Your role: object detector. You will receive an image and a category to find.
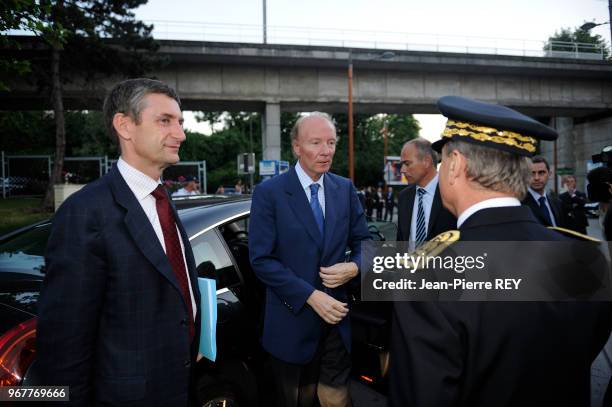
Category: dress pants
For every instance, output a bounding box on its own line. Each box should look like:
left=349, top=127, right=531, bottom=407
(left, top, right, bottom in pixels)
left=268, top=324, right=351, bottom=407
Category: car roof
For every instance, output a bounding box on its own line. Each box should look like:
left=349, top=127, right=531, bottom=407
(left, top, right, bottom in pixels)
left=179, top=197, right=251, bottom=237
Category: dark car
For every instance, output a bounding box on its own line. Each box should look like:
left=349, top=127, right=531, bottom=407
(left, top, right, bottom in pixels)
left=0, top=196, right=392, bottom=405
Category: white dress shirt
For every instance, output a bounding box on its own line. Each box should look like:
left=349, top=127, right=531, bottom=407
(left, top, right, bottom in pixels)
left=410, top=174, right=439, bottom=243
left=457, top=197, right=521, bottom=228
left=295, top=160, right=326, bottom=216
left=117, top=158, right=197, bottom=319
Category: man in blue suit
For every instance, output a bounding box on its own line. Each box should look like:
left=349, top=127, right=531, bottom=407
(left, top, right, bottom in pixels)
left=36, top=79, right=201, bottom=405
left=249, top=113, right=370, bottom=407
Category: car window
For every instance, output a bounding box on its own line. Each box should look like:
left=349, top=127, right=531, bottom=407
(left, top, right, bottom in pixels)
left=0, top=223, right=50, bottom=277
left=190, top=230, right=241, bottom=290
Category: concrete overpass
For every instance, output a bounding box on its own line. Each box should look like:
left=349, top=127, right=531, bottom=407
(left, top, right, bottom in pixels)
left=2, top=38, right=612, bottom=184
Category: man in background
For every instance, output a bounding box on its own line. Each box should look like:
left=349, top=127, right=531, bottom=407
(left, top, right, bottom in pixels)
left=522, top=156, right=566, bottom=228
left=559, top=174, right=588, bottom=234
left=173, top=175, right=200, bottom=196
left=384, top=186, right=395, bottom=221
left=396, top=137, right=456, bottom=244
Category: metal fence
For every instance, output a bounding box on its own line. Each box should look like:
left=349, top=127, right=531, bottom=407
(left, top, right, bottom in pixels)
left=1, top=152, right=207, bottom=198
left=147, top=20, right=606, bottom=60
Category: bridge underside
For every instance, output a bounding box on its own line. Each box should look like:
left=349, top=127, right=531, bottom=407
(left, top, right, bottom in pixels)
left=2, top=92, right=610, bottom=121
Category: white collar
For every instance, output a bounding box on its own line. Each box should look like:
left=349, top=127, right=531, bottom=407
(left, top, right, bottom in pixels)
left=457, top=197, right=521, bottom=228
left=117, top=157, right=161, bottom=200
left=528, top=187, right=548, bottom=201
left=417, top=173, right=439, bottom=195
left=295, top=160, right=325, bottom=191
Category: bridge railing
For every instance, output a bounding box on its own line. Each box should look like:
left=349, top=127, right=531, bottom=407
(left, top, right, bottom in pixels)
left=148, top=20, right=605, bottom=60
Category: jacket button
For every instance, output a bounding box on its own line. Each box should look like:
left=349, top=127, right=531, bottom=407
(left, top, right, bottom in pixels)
left=184, top=360, right=191, bottom=367
left=180, top=318, right=187, bottom=326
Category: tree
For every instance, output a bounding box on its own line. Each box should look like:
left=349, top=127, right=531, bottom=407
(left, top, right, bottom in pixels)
left=0, top=1, right=47, bottom=90
left=9, top=1, right=159, bottom=209
left=545, top=27, right=609, bottom=59
left=333, top=113, right=419, bottom=187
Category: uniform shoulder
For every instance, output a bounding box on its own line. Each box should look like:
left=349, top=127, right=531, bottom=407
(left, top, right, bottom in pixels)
left=547, top=226, right=601, bottom=242
left=415, top=230, right=460, bottom=256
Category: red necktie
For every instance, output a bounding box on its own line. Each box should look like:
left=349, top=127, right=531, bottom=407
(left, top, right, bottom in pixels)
left=151, top=185, right=195, bottom=340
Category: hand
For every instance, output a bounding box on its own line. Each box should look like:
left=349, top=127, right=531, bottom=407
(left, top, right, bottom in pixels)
left=319, top=262, right=358, bottom=288
left=197, top=353, right=204, bottom=362
left=306, top=290, right=349, bottom=324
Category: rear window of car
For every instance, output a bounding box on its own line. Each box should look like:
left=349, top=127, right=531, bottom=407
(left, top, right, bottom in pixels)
left=0, top=223, right=50, bottom=278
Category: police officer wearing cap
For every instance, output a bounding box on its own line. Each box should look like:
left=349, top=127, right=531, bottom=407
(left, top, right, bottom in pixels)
left=389, top=96, right=612, bottom=407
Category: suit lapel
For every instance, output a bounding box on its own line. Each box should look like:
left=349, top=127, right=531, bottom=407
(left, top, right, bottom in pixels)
left=403, top=186, right=416, bottom=239
left=546, top=192, right=562, bottom=225
left=172, top=200, right=201, bottom=307
left=322, top=174, right=338, bottom=258
left=284, top=168, right=324, bottom=252
left=108, top=166, right=183, bottom=297
left=524, top=194, right=546, bottom=225
left=428, top=186, right=443, bottom=237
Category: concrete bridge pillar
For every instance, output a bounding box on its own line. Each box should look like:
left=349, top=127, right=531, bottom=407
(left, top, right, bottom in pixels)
left=541, top=116, right=612, bottom=191
left=262, top=102, right=281, bottom=160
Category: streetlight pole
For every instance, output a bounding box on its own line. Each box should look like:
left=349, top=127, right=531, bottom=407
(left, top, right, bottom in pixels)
left=263, top=0, right=268, bottom=44
left=579, top=0, right=612, bottom=53
left=346, top=51, right=395, bottom=184
left=348, top=51, right=354, bottom=182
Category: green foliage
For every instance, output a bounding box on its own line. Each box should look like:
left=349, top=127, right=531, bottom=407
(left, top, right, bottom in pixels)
left=0, top=1, right=48, bottom=90
left=332, top=113, right=419, bottom=187
left=16, top=0, right=161, bottom=88
left=0, top=197, right=51, bottom=236
left=0, top=110, right=117, bottom=156
left=0, top=109, right=420, bottom=192
left=545, top=27, right=609, bottom=59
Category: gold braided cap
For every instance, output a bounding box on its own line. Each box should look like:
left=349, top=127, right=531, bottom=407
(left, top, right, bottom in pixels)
left=442, top=120, right=536, bottom=154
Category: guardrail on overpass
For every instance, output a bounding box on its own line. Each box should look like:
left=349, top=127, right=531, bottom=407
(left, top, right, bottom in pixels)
left=147, top=20, right=606, bottom=60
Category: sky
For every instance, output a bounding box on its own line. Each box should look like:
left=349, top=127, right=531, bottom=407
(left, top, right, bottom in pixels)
left=135, top=0, right=611, bottom=142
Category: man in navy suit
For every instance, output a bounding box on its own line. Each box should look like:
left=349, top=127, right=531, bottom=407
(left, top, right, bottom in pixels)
left=522, top=155, right=567, bottom=228
left=36, top=79, right=201, bottom=405
left=249, top=112, right=370, bottom=407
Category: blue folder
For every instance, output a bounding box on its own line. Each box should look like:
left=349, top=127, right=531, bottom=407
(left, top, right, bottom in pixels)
left=197, top=277, right=217, bottom=362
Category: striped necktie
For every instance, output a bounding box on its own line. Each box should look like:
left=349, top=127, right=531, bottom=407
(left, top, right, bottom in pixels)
left=415, top=187, right=427, bottom=244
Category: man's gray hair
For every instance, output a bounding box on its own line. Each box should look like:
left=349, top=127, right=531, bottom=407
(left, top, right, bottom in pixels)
left=404, top=137, right=439, bottom=165
left=103, top=78, right=181, bottom=141
left=444, top=140, right=532, bottom=199
left=290, top=112, right=336, bottom=142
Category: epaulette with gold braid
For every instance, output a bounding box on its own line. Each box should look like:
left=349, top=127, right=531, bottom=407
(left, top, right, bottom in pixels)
left=404, top=230, right=461, bottom=270
left=547, top=226, right=601, bottom=243
left=423, top=229, right=460, bottom=256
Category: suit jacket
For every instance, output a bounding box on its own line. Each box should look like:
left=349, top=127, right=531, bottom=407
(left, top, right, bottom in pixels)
left=522, top=191, right=567, bottom=228
left=559, top=190, right=589, bottom=231
left=396, top=184, right=457, bottom=241
left=36, top=165, right=201, bottom=406
left=390, top=206, right=612, bottom=407
left=248, top=167, right=370, bottom=364
left=385, top=191, right=395, bottom=208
